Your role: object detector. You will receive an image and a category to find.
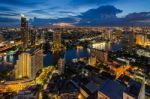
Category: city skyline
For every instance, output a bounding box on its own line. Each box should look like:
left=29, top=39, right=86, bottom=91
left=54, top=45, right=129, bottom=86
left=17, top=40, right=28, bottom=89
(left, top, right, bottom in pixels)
left=0, top=12, right=149, bottom=98
left=0, top=0, right=150, bottom=99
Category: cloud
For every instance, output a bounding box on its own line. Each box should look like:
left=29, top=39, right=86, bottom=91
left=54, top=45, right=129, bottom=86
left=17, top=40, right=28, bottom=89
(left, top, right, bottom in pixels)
left=0, top=17, right=19, bottom=23
left=47, top=7, right=61, bottom=10
left=29, top=10, right=48, bottom=14
left=0, top=13, right=19, bottom=17
left=70, top=0, right=118, bottom=6
left=31, top=5, right=123, bottom=26
left=1, top=4, right=150, bottom=26
left=59, top=11, right=75, bottom=14
left=124, top=12, right=150, bottom=21
left=0, top=6, right=14, bottom=11
left=0, top=6, right=19, bottom=18
left=82, top=5, right=122, bottom=14
left=74, top=5, right=122, bottom=25
left=0, top=0, right=46, bottom=7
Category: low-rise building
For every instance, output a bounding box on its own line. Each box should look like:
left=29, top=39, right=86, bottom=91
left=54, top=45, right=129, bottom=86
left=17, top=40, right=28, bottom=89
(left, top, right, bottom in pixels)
left=108, top=61, right=130, bottom=78
left=98, top=79, right=145, bottom=99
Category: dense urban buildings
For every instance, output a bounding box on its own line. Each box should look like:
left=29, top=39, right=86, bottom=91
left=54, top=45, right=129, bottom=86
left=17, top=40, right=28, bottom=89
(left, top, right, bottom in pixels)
left=0, top=0, right=150, bottom=99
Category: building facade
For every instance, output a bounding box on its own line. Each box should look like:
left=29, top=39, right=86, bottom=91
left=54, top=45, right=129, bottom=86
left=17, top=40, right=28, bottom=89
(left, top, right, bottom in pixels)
left=21, top=14, right=29, bottom=50
left=15, top=49, right=43, bottom=80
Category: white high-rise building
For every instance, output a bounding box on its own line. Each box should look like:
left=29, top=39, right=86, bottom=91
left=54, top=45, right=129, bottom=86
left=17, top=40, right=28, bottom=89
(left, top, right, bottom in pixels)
left=15, top=49, right=43, bottom=80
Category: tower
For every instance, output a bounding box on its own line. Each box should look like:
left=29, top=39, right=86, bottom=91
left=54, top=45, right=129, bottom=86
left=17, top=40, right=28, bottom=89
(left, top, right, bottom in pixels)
left=29, top=28, right=36, bottom=46
left=21, top=14, right=29, bottom=50
left=58, top=58, right=65, bottom=74
left=52, top=31, right=62, bottom=52
left=129, top=31, right=135, bottom=48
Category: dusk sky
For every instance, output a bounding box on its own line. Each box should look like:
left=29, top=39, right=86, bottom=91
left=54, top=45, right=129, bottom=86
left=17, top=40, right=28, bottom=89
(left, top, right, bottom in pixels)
left=0, top=0, right=150, bottom=19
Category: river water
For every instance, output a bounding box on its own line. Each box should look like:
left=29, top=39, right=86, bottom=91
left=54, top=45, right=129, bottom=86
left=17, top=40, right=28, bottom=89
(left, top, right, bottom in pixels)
left=0, top=41, right=123, bottom=66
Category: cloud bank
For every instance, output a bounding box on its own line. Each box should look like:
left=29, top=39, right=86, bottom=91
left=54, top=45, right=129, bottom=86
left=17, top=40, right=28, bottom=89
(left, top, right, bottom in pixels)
left=0, top=5, right=150, bottom=27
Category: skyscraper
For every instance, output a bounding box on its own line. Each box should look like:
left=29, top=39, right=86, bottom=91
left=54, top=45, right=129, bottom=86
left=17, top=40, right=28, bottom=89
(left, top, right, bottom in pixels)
left=58, top=58, right=65, bottom=74
left=52, top=31, right=62, bottom=52
left=129, top=31, right=135, bottom=48
left=0, top=34, right=4, bottom=43
left=29, top=28, right=36, bottom=46
left=136, top=34, right=150, bottom=48
left=15, top=49, right=43, bottom=80
left=21, top=14, right=29, bottom=50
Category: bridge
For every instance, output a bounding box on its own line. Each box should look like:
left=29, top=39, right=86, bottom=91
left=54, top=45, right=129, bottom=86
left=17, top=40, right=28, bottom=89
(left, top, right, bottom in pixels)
left=0, top=41, right=22, bottom=53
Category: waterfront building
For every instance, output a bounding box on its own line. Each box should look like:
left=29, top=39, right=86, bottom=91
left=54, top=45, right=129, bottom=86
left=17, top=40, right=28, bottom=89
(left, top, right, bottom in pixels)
left=15, top=49, right=43, bottom=80
left=88, top=56, right=96, bottom=66
left=90, top=48, right=108, bottom=63
left=136, top=34, right=150, bottom=48
left=91, top=42, right=106, bottom=50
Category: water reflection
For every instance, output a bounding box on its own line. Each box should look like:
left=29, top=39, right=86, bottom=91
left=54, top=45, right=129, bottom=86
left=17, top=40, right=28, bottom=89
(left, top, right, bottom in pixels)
left=0, top=42, right=123, bottom=66
left=44, top=48, right=90, bottom=66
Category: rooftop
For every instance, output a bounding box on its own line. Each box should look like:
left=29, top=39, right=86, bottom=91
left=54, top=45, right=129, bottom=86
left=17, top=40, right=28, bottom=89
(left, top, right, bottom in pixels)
left=99, top=79, right=126, bottom=99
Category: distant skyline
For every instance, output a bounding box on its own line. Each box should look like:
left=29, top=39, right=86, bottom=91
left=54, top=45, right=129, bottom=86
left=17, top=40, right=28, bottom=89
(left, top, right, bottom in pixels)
left=0, top=0, right=150, bottom=26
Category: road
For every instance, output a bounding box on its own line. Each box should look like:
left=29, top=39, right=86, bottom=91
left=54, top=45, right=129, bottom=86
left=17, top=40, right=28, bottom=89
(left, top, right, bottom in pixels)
left=0, top=66, right=56, bottom=93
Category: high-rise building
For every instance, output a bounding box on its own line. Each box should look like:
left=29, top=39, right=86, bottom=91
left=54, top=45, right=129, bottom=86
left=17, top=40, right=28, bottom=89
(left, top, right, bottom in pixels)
left=0, top=34, right=4, bottom=43
left=29, top=28, right=36, bottom=46
left=88, top=56, right=96, bottom=66
left=90, top=48, right=108, bottom=63
left=52, top=31, right=62, bottom=52
left=15, top=49, right=43, bottom=80
left=57, top=58, right=65, bottom=74
left=129, top=31, right=135, bottom=48
left=136, top=34, right=150, bottom=48
left=21, top=14, right=29, bottom=50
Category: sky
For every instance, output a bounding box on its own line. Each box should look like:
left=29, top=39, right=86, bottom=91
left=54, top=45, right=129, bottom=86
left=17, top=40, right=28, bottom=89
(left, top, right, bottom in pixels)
left=0, top=0, right=150, bottom=19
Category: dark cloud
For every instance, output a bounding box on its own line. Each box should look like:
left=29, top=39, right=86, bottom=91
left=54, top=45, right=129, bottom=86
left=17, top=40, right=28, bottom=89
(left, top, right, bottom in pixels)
left=124, top=12, right=150, bottom=21
left=1, top=5, right=150, bottom=26
left=47, top=7, right=61, bottom=10
left=59, top=11, right=75, bottom=14
left=29, top=10, right=48, bottom=14
left=28, top=7, right=62, bottom=15
left=77, top=6, right=150, bottom=26
left=0, top=0, right=45, bottom=7
left=31, top=5, right=123, bottom=26
left=79, top=5, right=122, bottom=19
left=0, top=6, right=14, bottom=11
left=70, top=0, right=118, bottom=6
left=0, top=13, right=19, bottom=16
left=0, top=17, right=19, bottom=23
